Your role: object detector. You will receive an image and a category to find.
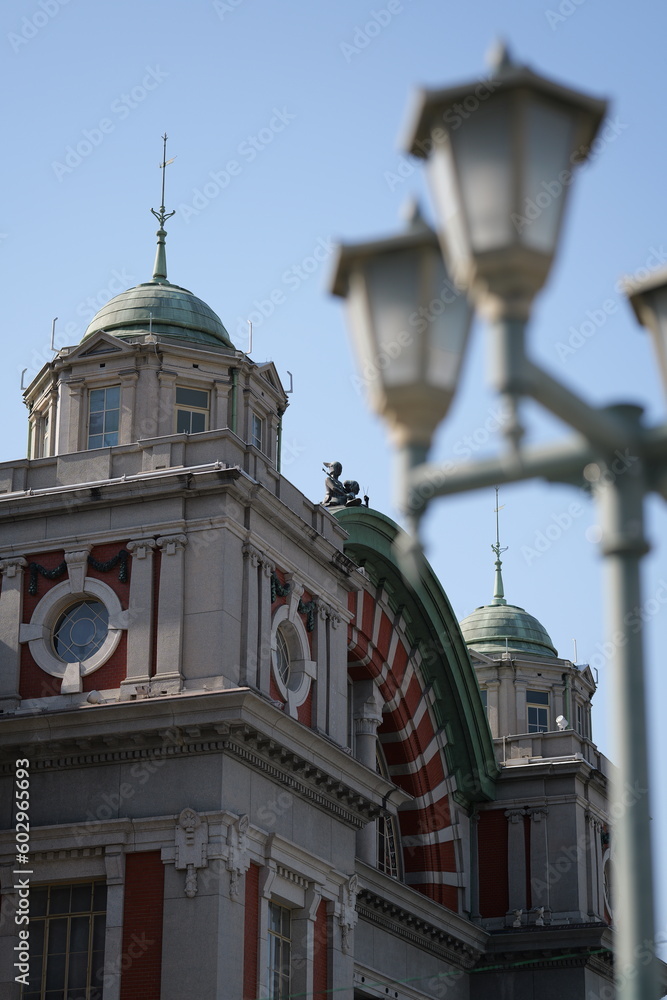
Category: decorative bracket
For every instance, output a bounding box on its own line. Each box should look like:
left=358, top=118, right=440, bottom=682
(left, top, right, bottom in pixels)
left=174, top=808, right=208, bottom=898
left=226, top=813, right=251, bottom=900
left=338, top=874, right=359, bottom=955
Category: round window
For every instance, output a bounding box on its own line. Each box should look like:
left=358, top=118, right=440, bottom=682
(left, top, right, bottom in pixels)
left=274, top=628, right=290, bottom=685
left=53, top=600, right=109, bottom=663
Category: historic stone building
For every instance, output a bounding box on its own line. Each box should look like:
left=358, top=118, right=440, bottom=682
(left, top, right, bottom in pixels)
left=0, top=218, right=618, bottom=999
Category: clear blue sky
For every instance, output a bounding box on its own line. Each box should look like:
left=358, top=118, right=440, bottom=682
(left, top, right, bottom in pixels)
left=1, top=0, right=665, bottom=955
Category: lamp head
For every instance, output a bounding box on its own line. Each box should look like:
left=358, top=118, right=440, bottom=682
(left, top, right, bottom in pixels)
left=331, top=203, right=473, bottom=449
left=624, top=265, right=667, bottom=397
left=403, top=47, right=608, bottom=318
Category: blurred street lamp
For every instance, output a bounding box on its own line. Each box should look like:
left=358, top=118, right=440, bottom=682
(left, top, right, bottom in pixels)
left=626, top=267, right=667, bottom=397
left=332, top=203, right=472, bottom=531
left=333, top=45, right=665, bottom=1000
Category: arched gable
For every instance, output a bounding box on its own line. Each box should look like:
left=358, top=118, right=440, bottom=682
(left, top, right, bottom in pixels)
left=336, top=507, right=498, bottom=911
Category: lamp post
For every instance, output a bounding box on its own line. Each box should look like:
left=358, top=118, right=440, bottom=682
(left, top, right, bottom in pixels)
left=332, top=46, right=664, bottom=1000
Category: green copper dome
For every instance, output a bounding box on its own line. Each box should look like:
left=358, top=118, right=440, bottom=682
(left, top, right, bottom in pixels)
left=82, top=280, right=235, bottom=349
left=459, top=602, right=558, bottom=657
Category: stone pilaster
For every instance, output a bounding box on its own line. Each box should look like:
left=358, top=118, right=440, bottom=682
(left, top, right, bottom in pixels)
left=102, top=846, right=125, bottom=1000
left=212, top=379, right=229, bottom=431
left=156, top=371, right=177, bottom=437
left=313, top=601, right=330, bottom=732
left=353, top=682, right=383, bottom=866
left=118, top=371, right=138, bottom=445
left=527, top=807, right=550, bottom=911
left=587, top=813, right=604, bottom=919
left=0, top=557, right=27, bottom=709
left=153, top=534, right=187, bottom=692
left=240, top=543, right=262, bottom=688
left=291, top=885, right=322, bottom=1000
left=66, top=380, right=84, bottom=453
left=257, top=557, right=274, bottom=696
left=120, top=538, right=156, bottom=695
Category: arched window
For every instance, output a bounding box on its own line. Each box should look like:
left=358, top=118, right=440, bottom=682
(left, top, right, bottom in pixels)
left=376, top=747, right=401, bottom=879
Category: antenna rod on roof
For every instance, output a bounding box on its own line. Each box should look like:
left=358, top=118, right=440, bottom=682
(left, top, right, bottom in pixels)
left=247, top=320, right=253, bottom=355
left=50, top=317, right=58, bottom=353
left=573, top=638, right=578, bottom=663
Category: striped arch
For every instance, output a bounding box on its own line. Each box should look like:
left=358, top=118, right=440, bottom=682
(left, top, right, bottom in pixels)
left=337, top=507, right=498, bottom=913
left=348, top=585, right=460, bottom=908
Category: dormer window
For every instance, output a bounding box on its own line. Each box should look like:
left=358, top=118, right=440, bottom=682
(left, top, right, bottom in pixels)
left=175, top=386, right=209, bottom=433
left=88, top=385, right=120, bottom=449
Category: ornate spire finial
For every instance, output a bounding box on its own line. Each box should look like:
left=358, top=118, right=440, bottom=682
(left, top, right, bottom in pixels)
left=150, top=133, right=176, bottom=283
left=491, top=486, right=508, bottom=605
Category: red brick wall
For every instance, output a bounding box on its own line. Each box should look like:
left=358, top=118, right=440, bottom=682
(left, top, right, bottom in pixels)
left=243, top=862, right=260, bottom=1000
left=120, top=851, right=164, bottom=1000
left=313, top=898, right=329, bottom=1000
left=478, top=809, right=509, bottom=917
left=297, top=687, right=312, bottom=727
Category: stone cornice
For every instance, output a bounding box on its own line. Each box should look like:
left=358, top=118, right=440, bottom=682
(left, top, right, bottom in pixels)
left=355, top=860, right=487, bottom=969
left=0, top=690, right=408, bottom=827
left=0, top=466, right=353, bottom=590
left=356, top=888, right=483, bottom=970
left=477, top=922, right=614, bottom=975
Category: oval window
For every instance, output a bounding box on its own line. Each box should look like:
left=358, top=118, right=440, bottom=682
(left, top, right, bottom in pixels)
left=53, top=600, right=110, bottom=663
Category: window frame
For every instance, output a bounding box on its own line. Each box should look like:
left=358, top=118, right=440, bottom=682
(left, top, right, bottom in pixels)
left=376, top=747, right=402, bottom=879
left=174, top=385, right=210, bottom=435
left=269, top=606, right=316, bottom=715
left=23, top=879, right=107, bottom=1000
left=87, top=384, right=121, bottom=450
left=267, top=901, right=291, bottom=1000
left=250, top=412, right=264, bottom=451
left=526, top=689, right=550, bottom=733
